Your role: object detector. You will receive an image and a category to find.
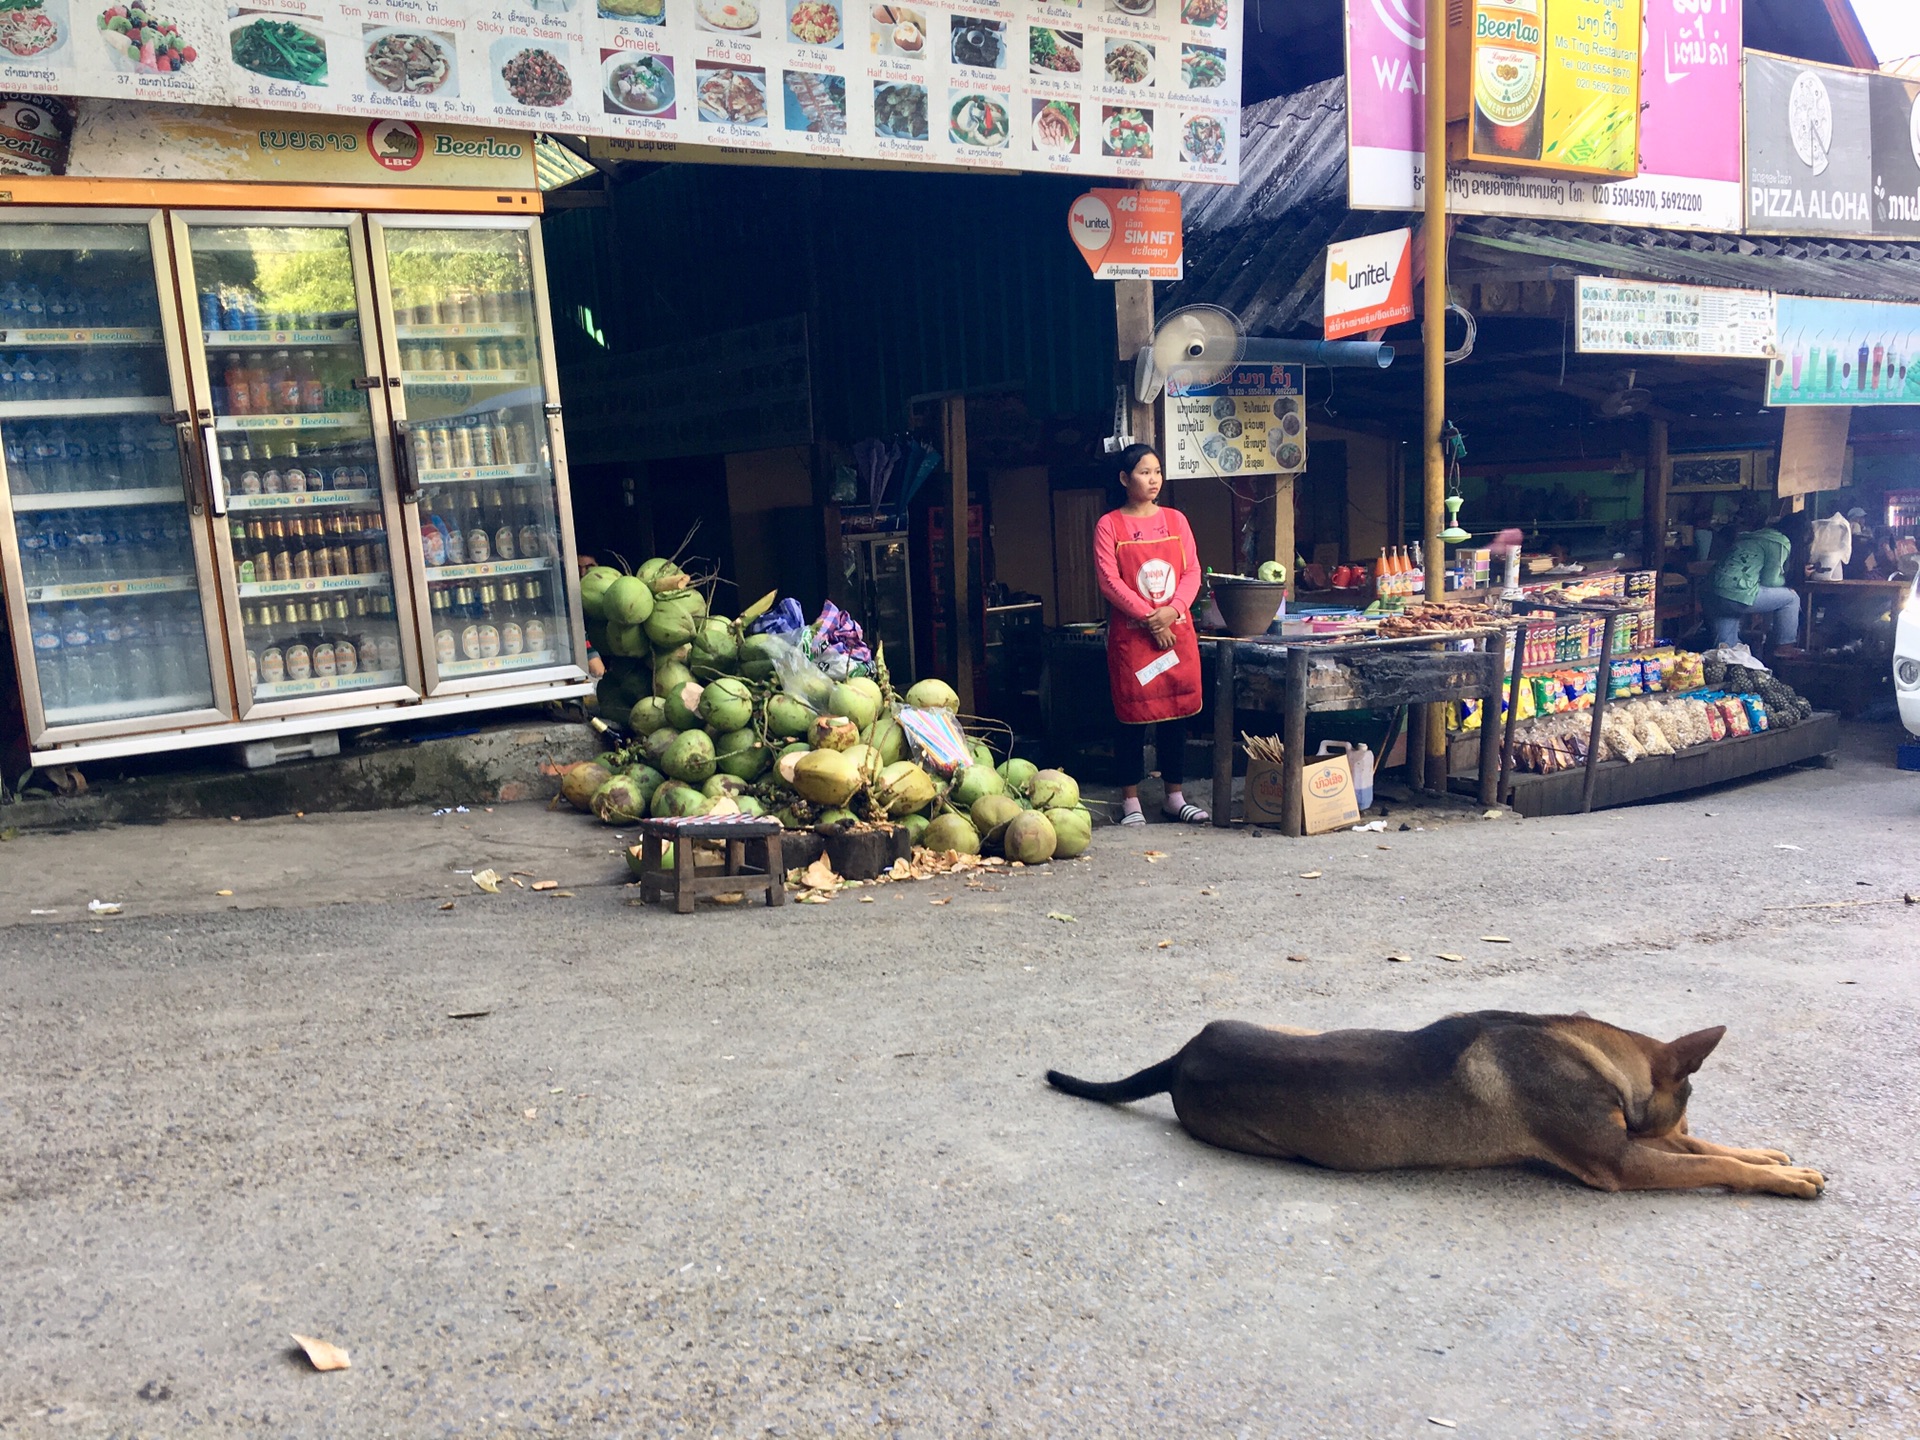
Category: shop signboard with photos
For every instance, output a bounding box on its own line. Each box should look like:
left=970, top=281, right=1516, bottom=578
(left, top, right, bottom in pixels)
left=1163, top=363, right=1305, bottom=480
left=1347, top=0, right=1743, bottom=231
left=1767, top=296, right=1920, bottom=408
left=0, top=0, right=1242, bottom=180
left=1743, top=54, right=1920, bottom=239
left=1575, top=277, right=1774, bottom=359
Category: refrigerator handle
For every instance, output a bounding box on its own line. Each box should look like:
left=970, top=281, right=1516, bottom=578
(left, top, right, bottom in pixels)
left=164, top=411, right=204, bottom=516
left=199, top=423, right=228, bottom=516
left=392, top=418, right=420, bottom=505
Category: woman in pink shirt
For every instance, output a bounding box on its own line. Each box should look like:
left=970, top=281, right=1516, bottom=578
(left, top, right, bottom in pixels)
left=1094, top=444, right=1207, bottom=825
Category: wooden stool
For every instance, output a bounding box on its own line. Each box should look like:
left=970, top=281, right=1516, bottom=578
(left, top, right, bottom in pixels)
left=635, top=815, right=785, bottom=914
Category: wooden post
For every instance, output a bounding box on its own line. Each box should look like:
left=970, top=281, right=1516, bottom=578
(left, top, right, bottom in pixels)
left=942, top=395, right=974, bottom=714
left=1497, top=618, right=1527, bottom=806
left=1115, top=279, right=1155, bottom=448
left=1422, top=0, right=1449, bottom=786
left=1269, top=474, right=1297, bottom=600
left=1477, top=630, right=1503, bottom=806
left=1282, top=645, right=1308, bottom=837
left=1211, top=639, right=1235, bottom=827
left=1580, top=609, right=1620, bottom=815
left=1645, top=417, right=1670, bottom=572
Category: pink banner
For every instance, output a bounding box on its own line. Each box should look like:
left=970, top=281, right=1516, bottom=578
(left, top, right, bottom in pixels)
left=1640, top=0, right=1743, bottom=182
left=1347, top=0, right=1426, bottom=153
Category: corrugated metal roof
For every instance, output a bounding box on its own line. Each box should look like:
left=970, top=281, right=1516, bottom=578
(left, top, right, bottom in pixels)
left=534, top=135, right=597, bottom=191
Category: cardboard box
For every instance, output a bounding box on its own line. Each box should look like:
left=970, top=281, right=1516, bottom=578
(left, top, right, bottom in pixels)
left=1244, top=755, right=1289, bottom=826
left=1301, top=753, right=1360, bottom=835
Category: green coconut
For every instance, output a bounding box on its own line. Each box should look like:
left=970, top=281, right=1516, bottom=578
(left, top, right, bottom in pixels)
left=899, top=812, right=931, bottom=845
left=652, top=659, right=693, bottom=699
left=904, top=678, right=960, bottom=711
left=624, top=763, right=666, bottom=813
left=661, top=730, right=717, bottom=784
left=967, top=739, right=995, bottom=769
left=774, top=742, right=811, bottom=788
left=604, top=622, right=648, bottom=658
left=650, top=779, right=706, bottom=819
left=698, top=676, right=754, bottom=733
left=864, top=715, right=909, bottom=766
left=971, top=792, right=1024, bottom=847
left=1028, top=769, right=1081, bottom=811
left=841, top=742, right=882, bottom=790
left=643, top=727, right=682, bottom=770
left=814, top=807, right=858, bottom=829
left=560, top=760, right=613, bottom=811
left=689, top=617, right=739, bottom=672
left=809, top=714, right=861, bottom=752
left=702, top=773, right=748, bottom=800
left=590, top=772, right=648, bottom=824
left=793, top=748, right=861, bottom=807
left=998, top=757, right=1039, bottom=795
left=664, top=680, right=704, bottom=732
left=1003, top=810, right=1058, bottom=864
left=829, top=677, right=883, bottom=730
left=949, top=763, right=1007, bottom=811
left=628, top=695, right=668, bottom=735
left=625, top=841, right=655, bottom=878
left=1046, top=806, right=1092, bottom=858
left=922, top=813, right=980, bottom=855
left=793, top=667, right=834, bottom=711
left=738, top=632, right=789, bottom=682
left=701, top=795, right=742, bottom=817
left=774, top=805, right=809, bottom=829
left=735, top=796, right=767, bottom=817
left=579, top=565, right=622, bottom=619
left=765, top=693, right=816, bottom=739
left=604, top=574, right=656, bottom=627
left=873, top=760, right=937, bottom=816
left=636, top=556, right=688, bottom=593
left=713, top=729, right=771, bottom=781
left=644, top=587, right=706, bottom=648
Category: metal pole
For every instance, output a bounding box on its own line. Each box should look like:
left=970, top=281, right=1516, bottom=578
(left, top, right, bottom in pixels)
left=1422, top=0, right=1449, bottom=782
left=1211, top=640, right=1236, bottom=828
left=1496, top=618, right=1527, bottom=805
left=1282, top=645, right=1308, bottom=837
left=1477, top=630, right=1502, bottom=807
left=1580, top=609, right=1620, bottom=814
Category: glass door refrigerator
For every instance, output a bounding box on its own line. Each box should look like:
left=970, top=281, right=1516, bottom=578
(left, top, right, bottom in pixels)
left=171, top=212, right=422, bottom=716
left=367, top=217, right=583, bottom=696
left=0, top=211, right=230, bottom=749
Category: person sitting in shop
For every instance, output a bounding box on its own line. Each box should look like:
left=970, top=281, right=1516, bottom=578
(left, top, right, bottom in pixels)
left=1702, top=502, right=1803, bottom=655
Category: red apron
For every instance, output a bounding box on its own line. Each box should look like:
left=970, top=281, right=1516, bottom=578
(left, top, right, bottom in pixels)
left=1106, top=531, right=1203, bottom=725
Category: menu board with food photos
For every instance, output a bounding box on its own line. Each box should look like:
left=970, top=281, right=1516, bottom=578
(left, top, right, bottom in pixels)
left=1163, top=363, right=1305, bottom=480
left=0, top=0, right=1239, bottom=180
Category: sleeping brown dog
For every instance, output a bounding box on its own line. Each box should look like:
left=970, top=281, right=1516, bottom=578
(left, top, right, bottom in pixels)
left=1047, top=1010, right=1824, bottom=1198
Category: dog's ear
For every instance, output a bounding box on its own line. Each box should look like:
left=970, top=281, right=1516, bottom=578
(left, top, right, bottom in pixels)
left=1666, top=1026, right=1727, bottom=1077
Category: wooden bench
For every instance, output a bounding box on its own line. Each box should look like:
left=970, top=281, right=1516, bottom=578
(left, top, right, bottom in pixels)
left=634, top=815, right=785, bottom=913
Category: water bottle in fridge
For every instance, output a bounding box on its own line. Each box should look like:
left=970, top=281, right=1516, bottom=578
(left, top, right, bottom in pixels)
left=29, top=607, right=65, bottom=712
left=3, top=425, right=30, bottom=493
left=89, top=602, right=126, bottom=701
left=0, top=281, right=21, bottom=321
left=57, top=603, right=94, bottom=707
left=121, top=605, right=158, bottom=699
left=20, top=283, right=45, bottom=322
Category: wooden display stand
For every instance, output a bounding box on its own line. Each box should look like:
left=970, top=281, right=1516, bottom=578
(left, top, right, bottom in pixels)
left=636, top=816, right=785, bottom=914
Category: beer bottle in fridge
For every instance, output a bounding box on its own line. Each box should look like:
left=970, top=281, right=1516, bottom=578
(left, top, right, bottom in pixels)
left=497, top=580, right=525, bottom=656
left=475, top=582, right=503, bottom=660
left=521, top=578, right=550, bottom=657
left=431, top=586, right=457, bottom=668
left=461, top=487, right=490, bottom=564
left=486, top=485, right=516, bottom=561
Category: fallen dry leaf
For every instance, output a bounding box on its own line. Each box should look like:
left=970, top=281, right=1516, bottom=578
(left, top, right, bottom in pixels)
left=713, top=893, right=745, bottom=905
left=523, top=1108, right=537, bottom=1119
left=1046, top=911, right=1077, bottom=923
left=888, top=858, right=912, bottom=881
left=1158, top=940, right=1172, bottom=949
left=1286, top=954, right=1308, bottom=963
left=551, top=891, right=576, bottom=898
left=1479, top=935, right=1511, bottom=944
left=215, top=889, right=234, bottom=897
left=801, top=857, right=840, bottom=892
left=438, top=901, right=456, bottom=911
left=471, top=869, right=501, bottom=894
left=1143, top=850, right=1169, bottom=863
left=929, top=896, right=952, bottom=906
left=796, top=891, right=833, bottom=904
left=531, top=880, right=559, bottom=892
left=1386, top=954, right=1408, bottom=963
left=1435, top=952, right=1465, bottom=963
left=1299, top=871, right=1323, bottom=879
left=859, top=896, right=875, bottom=904
left=290, top=1333, right=350, bottom=1372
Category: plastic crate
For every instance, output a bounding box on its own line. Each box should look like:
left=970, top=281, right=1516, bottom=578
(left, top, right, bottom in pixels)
left=235, top=731, right=341, bottom=769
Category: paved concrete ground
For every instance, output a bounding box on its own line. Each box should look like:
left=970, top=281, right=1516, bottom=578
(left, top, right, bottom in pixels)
left=2, top=726, right=1917, bottom=1438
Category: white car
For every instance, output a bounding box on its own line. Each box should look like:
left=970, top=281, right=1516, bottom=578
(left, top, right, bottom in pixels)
left=1898, top=571, right=1920, bottom=736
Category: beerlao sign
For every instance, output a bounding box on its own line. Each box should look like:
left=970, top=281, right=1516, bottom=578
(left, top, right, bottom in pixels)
left=1068, top=189, right=1184, bottom=281
left=1324, top=227, right=1415, bottom=339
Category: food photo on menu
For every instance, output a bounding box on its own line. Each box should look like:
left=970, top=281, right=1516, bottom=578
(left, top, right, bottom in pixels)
left=787, top=0, right=841, bottom=46
left=493, top=38, right=576, bottom=108
left=364, top=26, right=457, bottom=97
left=696, top=60, right=768, bottom=124
left=784, top=68, right=845, bottom=131
left=1103, top=36, right=1151, bottom=85
left=947, top=89, right=1007, bottom=147
left=949, top=16, right=1003, bottom=68
left=599, top=0, right=666, bottom=23
left=873, top=78, right=927, bottom=139
left=1028, top=24, right=1079, bottom=74
left=1101, top=103, right=1150, bottom=158
left=1180, top=110, right=1224, bottom=164
left=1030, top=95, right=1078, bottom=154
left=697, top=0, right=761, bottom=35
left=1105, top=0, right=1153, bottom=17
left=602, top=49, right=674, bottom=115
left=99, top=0, right=197, bottom=75
left=1179, top=40, right=1222, bottom=88
left=1, top=0, right=65, bottom=62
left=229, top=13, right=328, bottom=86
left=869, top=5, right=924, bottom=58
left=1179, top=0, right=1225, bottom=23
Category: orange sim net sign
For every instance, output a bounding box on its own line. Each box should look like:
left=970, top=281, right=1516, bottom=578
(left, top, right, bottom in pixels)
left=1068, top=189, right=1183, bottom=281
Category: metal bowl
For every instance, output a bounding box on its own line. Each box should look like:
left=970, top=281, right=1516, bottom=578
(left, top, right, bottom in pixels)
left=1210, top=578, right=1287, bottom=638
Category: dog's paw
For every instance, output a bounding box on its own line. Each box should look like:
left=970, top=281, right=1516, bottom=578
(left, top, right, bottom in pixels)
left=1750, top=1147, right=1794, bottom=1166
left=1771, top=1165, right=1826, bottom=1199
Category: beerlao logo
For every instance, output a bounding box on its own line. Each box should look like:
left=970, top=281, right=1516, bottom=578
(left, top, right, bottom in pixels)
left=1134, top=557, right=1177, bottom=605
left=1307, top=766, right=1352, bottom=800
left=368, top=120, right=425, bottom=171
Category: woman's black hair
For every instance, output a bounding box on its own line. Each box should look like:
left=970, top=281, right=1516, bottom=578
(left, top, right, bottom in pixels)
left=1115, top=443, right=1162, bottom=481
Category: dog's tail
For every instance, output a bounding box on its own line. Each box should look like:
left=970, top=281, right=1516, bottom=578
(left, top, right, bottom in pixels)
left=1045, top=1056, right=1179, bottom=1104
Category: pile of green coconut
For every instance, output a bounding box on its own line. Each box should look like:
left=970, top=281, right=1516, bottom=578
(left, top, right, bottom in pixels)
left=559, top=557, right=1093, bottom=868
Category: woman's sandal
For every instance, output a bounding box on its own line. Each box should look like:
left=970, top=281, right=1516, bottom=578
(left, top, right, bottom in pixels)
left=1164, top=803, right=1210, bottom=824
left=1119, top=810, right=1147, bottom=826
